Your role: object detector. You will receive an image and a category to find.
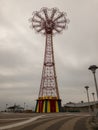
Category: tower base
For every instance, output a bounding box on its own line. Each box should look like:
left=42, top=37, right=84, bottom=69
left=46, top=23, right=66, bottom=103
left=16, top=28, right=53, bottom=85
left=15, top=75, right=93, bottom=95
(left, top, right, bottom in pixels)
left=35, top=97, right=61, bottom=113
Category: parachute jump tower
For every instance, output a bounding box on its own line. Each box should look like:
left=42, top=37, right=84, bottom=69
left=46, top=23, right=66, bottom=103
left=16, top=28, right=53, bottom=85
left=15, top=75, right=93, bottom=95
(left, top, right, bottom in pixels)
left=30, top=7, right=69, bottom=112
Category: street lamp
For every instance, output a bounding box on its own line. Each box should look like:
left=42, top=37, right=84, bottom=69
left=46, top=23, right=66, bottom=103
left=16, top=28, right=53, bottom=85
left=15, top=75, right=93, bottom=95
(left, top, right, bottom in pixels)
left=85, top=86, right=90, bottom=113
left=88, top=65, right=98, bottom=100
left=92, top=92, right=96, bottom=112
left=24, top=102, right=26, bottom=111
left=6, top=104, right=8, bottom=112
left=92, top=92, right=95, bottom=103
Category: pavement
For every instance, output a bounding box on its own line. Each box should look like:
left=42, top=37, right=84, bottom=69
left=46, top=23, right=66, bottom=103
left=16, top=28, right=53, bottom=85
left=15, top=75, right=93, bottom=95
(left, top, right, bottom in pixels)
left=0, top=112, right=94, bottom=130
left=89, top=116, right=98, bottom=130
left=0, top=112, right=44, bottom=130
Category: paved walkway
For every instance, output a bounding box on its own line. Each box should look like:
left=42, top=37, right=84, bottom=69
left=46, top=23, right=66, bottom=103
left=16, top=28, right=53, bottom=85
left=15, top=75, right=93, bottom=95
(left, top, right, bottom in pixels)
left=0, top=112, right=92, bottom=130
left=0, top=115, right=45, bottom=130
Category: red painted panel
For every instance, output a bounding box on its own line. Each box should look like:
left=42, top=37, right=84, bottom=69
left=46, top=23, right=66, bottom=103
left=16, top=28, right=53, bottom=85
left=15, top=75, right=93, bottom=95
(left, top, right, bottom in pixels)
left=50, top=100, right=56, bottom=112
left=38, top=100, right=43, bottom=112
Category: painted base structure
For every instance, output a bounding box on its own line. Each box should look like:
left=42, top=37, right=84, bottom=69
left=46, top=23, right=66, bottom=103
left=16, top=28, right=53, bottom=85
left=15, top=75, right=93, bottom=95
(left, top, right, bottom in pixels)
left=35, top=97, right=61, bottom=113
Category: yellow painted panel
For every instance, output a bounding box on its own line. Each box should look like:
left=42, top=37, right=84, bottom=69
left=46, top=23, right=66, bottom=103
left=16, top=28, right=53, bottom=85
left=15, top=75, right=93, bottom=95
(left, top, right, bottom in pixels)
left=47, top=100, right=50, bottom=112
left=43, top=101, right=45, bottom=112
left=36, top=102, right=39, bottom=112
left=56, top=101, right=59, bottom=112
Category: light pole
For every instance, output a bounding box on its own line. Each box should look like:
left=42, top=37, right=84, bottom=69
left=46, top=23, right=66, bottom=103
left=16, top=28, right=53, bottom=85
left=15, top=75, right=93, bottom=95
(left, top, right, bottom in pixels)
left=26, top=105, right=28, bottom=110
left=92, top=92, right=96, bottom=111
left=6, top=104, right=8, bottom=112
left=89, top=65, right=98, bottom=100
left=24, top=102, right=26, bottom=111
left=92, top=92, right=95, bottom=103
left=85, top=86, right=90, bottom=113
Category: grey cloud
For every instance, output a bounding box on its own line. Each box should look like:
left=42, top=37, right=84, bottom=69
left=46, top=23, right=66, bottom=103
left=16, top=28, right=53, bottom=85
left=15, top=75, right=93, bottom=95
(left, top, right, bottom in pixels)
left=0, top=0, right=98, bottom=110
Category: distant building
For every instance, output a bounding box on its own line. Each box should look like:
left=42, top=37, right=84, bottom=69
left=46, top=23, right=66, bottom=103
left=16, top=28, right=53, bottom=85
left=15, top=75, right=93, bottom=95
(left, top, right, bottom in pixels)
left=62, top=101, right=98, bottom=112
left=7, top=105, right=24, bottom=112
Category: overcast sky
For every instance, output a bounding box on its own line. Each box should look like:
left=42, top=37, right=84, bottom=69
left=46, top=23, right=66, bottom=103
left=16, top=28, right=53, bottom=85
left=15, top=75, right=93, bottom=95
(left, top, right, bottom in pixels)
left=0, top=0, right=98, bottom=110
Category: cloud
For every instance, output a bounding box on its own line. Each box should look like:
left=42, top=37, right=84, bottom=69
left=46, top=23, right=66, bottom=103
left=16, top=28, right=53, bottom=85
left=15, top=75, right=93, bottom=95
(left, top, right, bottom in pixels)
left=0, top=0, right=98, bottom=110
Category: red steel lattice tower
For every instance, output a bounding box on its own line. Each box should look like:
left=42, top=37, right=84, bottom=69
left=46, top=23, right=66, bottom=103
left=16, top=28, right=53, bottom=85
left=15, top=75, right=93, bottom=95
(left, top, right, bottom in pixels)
left=30, top=7, right=69, bottom=112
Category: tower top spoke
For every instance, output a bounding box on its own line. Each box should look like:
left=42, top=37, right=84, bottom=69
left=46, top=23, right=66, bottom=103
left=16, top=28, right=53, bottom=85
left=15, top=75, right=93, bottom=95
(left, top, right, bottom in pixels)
left=43, top=8, right=49, bottom=20
left=50, top=8, right=57, bottom=20
left=35, top=12, right=45, bottom=21
left=53, top=13, right=64, bottom=22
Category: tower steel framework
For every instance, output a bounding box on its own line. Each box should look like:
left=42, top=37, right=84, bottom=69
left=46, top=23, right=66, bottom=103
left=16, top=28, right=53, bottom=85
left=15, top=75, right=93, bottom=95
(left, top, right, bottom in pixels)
left=30, top=7, right=69, bottom=112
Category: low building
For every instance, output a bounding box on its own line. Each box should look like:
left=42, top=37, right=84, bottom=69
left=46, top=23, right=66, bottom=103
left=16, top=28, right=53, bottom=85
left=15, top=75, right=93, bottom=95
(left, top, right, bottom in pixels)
left=7, top=105, right=24, bottom=112
left=62, top=101, right=98, bottom=112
